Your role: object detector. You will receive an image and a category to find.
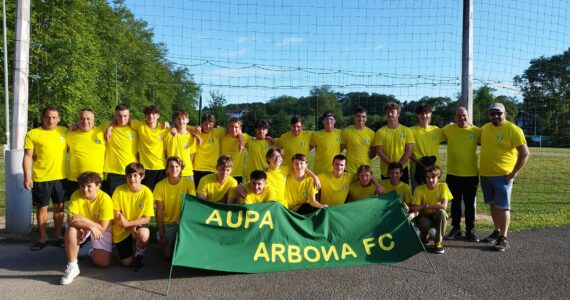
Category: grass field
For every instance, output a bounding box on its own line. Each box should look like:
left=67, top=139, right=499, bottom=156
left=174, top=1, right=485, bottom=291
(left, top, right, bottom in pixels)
left=1, top=146, right=569, bottom=234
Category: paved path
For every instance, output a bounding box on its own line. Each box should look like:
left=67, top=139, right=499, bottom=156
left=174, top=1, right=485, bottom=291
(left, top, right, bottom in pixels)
left=0, top=227, right=568, bottom=299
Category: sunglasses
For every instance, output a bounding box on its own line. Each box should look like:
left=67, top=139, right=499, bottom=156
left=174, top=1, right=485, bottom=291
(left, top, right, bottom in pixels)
left=489, top=111, right=503, bottom=116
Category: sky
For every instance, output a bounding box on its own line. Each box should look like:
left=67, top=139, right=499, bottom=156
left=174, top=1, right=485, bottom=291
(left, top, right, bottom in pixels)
left=122, top=0, right=570, bottom=105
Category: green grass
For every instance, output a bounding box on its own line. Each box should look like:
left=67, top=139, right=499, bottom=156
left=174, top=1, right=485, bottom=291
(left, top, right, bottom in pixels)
left=1, top=146, right=569, bottom=235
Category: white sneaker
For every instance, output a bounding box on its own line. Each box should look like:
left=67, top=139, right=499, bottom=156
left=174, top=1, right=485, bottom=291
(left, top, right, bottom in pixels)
left=78, top=240, right=92, bottom=258
left=60, top=264, right=80, bottom=285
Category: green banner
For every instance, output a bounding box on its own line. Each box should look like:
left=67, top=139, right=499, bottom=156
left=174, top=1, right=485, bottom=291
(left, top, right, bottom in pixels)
left=172, top=192, right=423, bottom=273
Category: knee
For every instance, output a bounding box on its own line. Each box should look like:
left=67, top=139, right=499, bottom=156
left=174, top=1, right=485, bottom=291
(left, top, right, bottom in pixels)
left=53, top=204, right=64, bottom=213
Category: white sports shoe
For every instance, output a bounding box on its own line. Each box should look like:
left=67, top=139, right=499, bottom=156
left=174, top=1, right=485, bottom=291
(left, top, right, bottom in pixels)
left=60, top=264, right=80, bottom=285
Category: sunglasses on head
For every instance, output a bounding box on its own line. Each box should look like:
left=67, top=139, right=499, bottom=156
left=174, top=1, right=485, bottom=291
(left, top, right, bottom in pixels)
left=489, top=111, right=503, bottom=116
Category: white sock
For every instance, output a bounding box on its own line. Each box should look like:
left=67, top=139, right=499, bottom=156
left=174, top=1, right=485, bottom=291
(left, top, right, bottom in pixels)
left=135, top=247, right=146, bottom=257
left=68, top=260, right=78, bottom=268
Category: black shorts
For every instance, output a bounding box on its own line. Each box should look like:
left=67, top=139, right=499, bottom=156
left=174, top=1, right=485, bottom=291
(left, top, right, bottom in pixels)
left=103, top=173, right=126, bottom=197
left=64, top=180, right=80, bottom=201
left=32, top=179, right=66, bottom=207
left=142, top=169, right=167, bottom=191
left=114, top=235, right=135, bottom=260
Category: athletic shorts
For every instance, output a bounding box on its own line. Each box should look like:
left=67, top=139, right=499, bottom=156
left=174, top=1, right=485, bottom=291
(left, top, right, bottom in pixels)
left=481, top=175, right=513, bottom=210
left=80, top=230, right=113, bottom=253
left=114, top=235, right=135, bottom=260
left=32, top=179, right=66, bottom=207
left=64, top=180, right=80, bottom=201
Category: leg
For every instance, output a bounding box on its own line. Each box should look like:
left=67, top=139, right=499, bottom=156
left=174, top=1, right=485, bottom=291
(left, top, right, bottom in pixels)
left=64, top=226, right=82, bottom=262
left=446, top=174, right=463, bottom=231
left=36, top=206, right=49, bottom=243
left=432, top=209, right=448, bottom=244
left=463, top=176, right=479, bottom=232
left=53, top=203, right=65, bottom=241
left=91, top=249, right=112, bottom=268
left=135, top=227, right=150, bottom=249
left=415, top=215, right=432, bottom=243
left=491, top=205, right=511, bottom=237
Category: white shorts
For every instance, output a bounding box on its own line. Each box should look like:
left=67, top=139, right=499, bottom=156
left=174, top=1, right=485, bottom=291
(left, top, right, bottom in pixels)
left=80, top=230, right=113, bottom=253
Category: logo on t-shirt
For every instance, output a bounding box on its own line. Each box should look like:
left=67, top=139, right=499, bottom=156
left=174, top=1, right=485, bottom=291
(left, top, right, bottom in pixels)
left=60, top=136, right=65, bottom=142
left=497, top=134, right=504, bottom=141
left=363, top=138, right=370, bottom=144
left=431, top=134, right=437, bottom=140
left=138, top=200, right=145, bottom=209
left=128, top=134, right=134, bottom=140
left=300, top=141, right=306, bottom=147
left=336, top=137, right=341, bottom=143
left=95, top=138, right=102, bottom=144
left=469, top=134, right=475, bottom=141
left=399, top=132, right=405, bottom=139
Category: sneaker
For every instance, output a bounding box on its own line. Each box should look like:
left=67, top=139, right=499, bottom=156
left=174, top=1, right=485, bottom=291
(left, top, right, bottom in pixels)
left=60, top=264, right=80, bottom=285
left=78, top=240, right=92, bottom=258
left=444, top=228, right=462, bottom=240
left=482, top=230, right=500, bottom=243
left=133, top=255, right=144, bottom=272
left=434, top=242, right=445, bottom=254
left=466, top=231, right=480, bottom=242
left=494, top=236, right=509, bottom=252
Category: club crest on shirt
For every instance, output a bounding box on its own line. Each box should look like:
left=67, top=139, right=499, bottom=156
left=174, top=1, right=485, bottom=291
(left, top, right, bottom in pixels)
left=60, top=136, right=65, bottom=142
left=208, top=137, right=214, bottom=143
left=363, top=138, right=370, bottom=144
left=184, top=143, right=189, bottom=149
left=303, top=190, right=308, bottom=197
left=336, top=137, right=341, bottom=143
left=497, top=134, right=504, bottom=141
left=139, top=200, right=145, bottom=209
left=399, top=132, right=405, bottom=139
left=469, top=134, right=475, bottom=141
left=95, top=137, right=102, bottom=144
left=158, top=136, right=163, bottom=141
left=128, top=133, right=134, bottom=140
left=342, top=184, right=348, bottom=191
left=300, top=141, right=306, bottom=147
left=431, top=134, right=437, bottom=140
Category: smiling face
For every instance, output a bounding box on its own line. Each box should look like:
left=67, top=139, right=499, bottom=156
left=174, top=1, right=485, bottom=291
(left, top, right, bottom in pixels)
left=292, top=158, right=307, bottom=175
left=79, top=181, right=100, bottom=200
left=250, top=179, right=266, bottom=195
left=216, top=164, right=232, bottom=182
left=353, top=112, right=367, bottom=129
left=416, top=111, right=432, bottom=126
left=201, top=121, right=214, bottom=133
left=290, top=122, right=303, bottom=136
left=228, top=121, right=241, bottom=137
left=267, top=150, right=283, bottom=169
left=385, top=109, right=400, bottom=124
left=489, top=109, right=506, bottom=126
left=425, top=171, right=440, bottom=190
left=78, top=111, right=95, bottom=132
left=332, top=158, right=346, bottom=177
left=115, top=109, right=130, bottom=126
left=455, top=107, right=469, bottom=128
left=388, top=167, right=402, bottom=186
left=358, top=170, right=372, bottom=186
left=126, top=172, right=144, bottom=192
left=322, top=116, right=336, bottom=132
left=167, top=160, right=182, bottom=179
left=42, top=109, right=60, bottom=130
left=144, top=112, right=160, bottom=127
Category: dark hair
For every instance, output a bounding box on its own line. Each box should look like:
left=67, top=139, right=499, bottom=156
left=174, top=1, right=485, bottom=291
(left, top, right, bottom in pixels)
left=217, top=155, right=233, bottom=168
left=291, top=153, right=307, bottom=162
left=77, top=172, right=102, bottom=186
left=333, top=154, right=346, bottom=162
left=290, top=115, right=303, bottom=125
left=266, top=147, right=283, bottom=163
left=354, top=106, right=367, bottom=115
left=79, top=108, right=94, bottom=114
left=415, top=103, right=433, bottom=114
left=115, top=104, right=129, bottom=112
left=249, top=170, right=267, bottom=181
left=125, top=162, right=145, bottom=177
left=320, top=111, right=335, bottom=122
left=173, top=110, right=188, bottom=119
left=384, top=102, right=401, bottom=112
left=143, top=105, right=161, bottom=115
left=255, top=119, right=271, bottom=130
left=425, top=165, right=442, bottom=178
left=166, top=156, right=185, bottom=171
left=42, top=106, right=60, bottom=117
left=201, top=114, right=216, bottom=124
left=388, top=162, right=403, bottom=172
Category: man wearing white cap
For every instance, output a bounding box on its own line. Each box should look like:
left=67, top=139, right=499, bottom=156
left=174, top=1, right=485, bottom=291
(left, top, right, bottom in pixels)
left=480, top=103, right=529, bottom=251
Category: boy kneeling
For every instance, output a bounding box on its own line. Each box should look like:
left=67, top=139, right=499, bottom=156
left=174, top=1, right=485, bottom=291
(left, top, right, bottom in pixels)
left=112, top=162, right=154, bottom=271
left=412, top=165, right=452, bottom=254
left=61, top=172, right=113, bottom=285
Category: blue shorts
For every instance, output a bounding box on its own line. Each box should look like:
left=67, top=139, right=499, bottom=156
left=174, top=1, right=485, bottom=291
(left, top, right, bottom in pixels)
left=480, top=175, right=513, bottom=210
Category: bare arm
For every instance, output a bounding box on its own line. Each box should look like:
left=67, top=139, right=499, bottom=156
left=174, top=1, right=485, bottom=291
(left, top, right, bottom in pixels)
left=507, top=144, right=529, bottom=181
left=376, top=145, right=391, bottom=164
left=398, top=143, right=414, bottom=166
left=307, top=194, right=327, bottom=209
left=114, top=210, right=150, bottom=229
left=22, top=149, right=34, bottom=190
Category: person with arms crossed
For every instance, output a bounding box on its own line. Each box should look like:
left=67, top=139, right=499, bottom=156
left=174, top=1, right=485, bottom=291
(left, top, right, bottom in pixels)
left=480, top=103, right=529, bottom=251
left=443, top=106, right=481, bottom=242
left=60, top=172, right=113, bottom=285
left=23, top=106, right=68, bottom=251
left=374, top=102, right=415, bottom=184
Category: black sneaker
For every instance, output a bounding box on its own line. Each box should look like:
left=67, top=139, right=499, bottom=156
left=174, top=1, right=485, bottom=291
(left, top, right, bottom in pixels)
left=494, top=236, right=509, bottom=252
left=482, top=230, right=500, bottom=243
left=466, top=231, right=480, bottom=242
left=133, top=255, right=144, bottom=272
left=444, top=228, right=462, bottom=240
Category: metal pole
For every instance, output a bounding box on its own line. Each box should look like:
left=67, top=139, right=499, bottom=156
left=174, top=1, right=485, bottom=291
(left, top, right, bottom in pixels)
left=11, top=0, right=29, bottom=150
left=115, top=63, right=118, bottom=105
left=461, top=0, right=473, bottom=120
left=3, top=0, right=10, bottom=150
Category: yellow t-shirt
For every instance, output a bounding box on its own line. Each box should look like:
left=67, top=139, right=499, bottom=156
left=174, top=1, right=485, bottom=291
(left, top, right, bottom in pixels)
left=277, top=131, right=313, bottom=166
left=194, top=127, right=225, bottom=172
left=381, top=180, right=412, bottom=205
left=318, top=172, right=354, bottom=206
left=310, top=129, right=343, bottom=175
left=245, top=138, right=271, bottom=180
left=285, top=175, right=318, bottom=212
left=266, top=167, right=289, bottom=206
left=131, top=120, right=168, bottom=171
left=410, top=125, right=443, bottom=161
left=196, top=174, right=238, bottom=203
left=220, top=133, right=250, bottom=178
left=66, top=127, right=106, bottom=181
left=442, top=123, right=481, bottom=176
left=374, top=125, right=415, bottom=177
left=341, top=125, right=375, bottom=173
left=68, top=189, right=114, bottom=223
left=239, top=184, right=277, bottom=205
left=412, top=183, right=452, bottom=215
left=104, top=125, right=138, bottom=175
left=480, top=121, right=526, bottom=176
left=24, top=126, right=68, bottom=182
left=153, top=177, right=196, bottom=224
left=348, top=182, right=377, bottom=202
left=112, top=184, right=155, bottom=243
left=163, top=132, right=198, bottom=176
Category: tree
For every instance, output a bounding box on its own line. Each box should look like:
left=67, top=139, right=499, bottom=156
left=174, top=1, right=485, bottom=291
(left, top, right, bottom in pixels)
left=206, top=91, right=228, bottom=126
left=472, top=86, right=518, bottom=127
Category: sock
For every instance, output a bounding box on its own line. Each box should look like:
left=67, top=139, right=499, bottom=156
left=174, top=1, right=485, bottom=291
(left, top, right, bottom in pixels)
left=87, top=248, right=94, bottom=257
left=135, top=247, right=146, bottom=257
left=68, top=260, right=78, bottom=268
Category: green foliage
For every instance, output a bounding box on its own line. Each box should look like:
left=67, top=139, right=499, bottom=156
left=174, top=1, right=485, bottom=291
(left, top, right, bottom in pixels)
left=472, top=85, right=518, bottom=127
left=3, top=0, right=199, bottom=129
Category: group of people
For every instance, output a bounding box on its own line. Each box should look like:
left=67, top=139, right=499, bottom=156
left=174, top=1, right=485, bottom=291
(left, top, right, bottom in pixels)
left=22, top=101, right=528, bottom=285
